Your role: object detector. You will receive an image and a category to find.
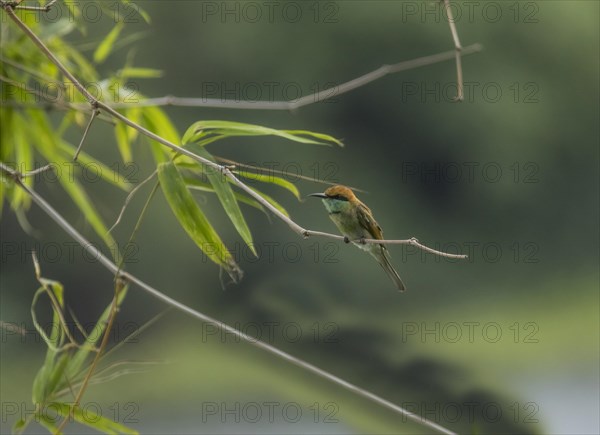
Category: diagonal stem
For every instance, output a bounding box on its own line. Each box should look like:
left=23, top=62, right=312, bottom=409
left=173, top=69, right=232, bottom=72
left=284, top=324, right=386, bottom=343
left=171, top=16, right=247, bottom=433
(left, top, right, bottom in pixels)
left=0, top=162, right=456, bottom=435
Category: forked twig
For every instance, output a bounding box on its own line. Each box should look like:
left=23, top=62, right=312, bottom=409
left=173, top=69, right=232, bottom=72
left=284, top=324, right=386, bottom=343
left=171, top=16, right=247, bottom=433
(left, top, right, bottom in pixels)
left=443, top=0, right=464, bottom=101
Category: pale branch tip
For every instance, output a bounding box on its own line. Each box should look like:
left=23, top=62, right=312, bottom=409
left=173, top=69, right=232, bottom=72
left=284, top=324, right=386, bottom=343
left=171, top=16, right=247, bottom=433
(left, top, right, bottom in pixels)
left=73, top=109, right=99, bottom=161
left=443, top=0, right=465, bottom=101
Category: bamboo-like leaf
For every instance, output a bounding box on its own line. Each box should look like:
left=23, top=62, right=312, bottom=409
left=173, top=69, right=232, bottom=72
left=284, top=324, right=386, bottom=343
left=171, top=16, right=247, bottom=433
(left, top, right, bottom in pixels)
left=141, top=106, right=180, bottom=164
left=61, top=176, right=117, bottom=250
left=12, top=418, right=27, bottom=435
left=57, top=140, right=131, bottom=191
left=120, top=0, right=151, bottom=23
left=27, top=110, right=117, bottom=251
left=66, top=285, right=129, bottom=381
left=93, top=22, right=124, bottom=63
left=48, top=402, right=139, bottom=435
left=115, top=120, right=133, bottom=163
left=186, top=145, right=256, bottom=256
left=158, top=161, right=242, bottom=282
left=246, top=185, right=290, bottom=218
left=10, top=113, right=33, bottom=210
left=31, top=275, right=65, bottom=403
left=117, top=67, right=163, bottom=79
left=185, top=177, right=268, bottom=216
left=182, top=120, right=343, bottom=147
left=235, top=169, right=300, bottom=199
left=37, top=415, right=60, bottom=434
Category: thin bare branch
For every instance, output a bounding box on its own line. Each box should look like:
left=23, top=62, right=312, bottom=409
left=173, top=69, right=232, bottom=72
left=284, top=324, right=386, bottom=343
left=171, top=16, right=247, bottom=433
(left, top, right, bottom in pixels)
left=108, top=169, right=157, bottom=233
left=8, top=0, right=56, bottom=11
left=21, top=164, right=53, bottom=178
left=0, top=162, right=456, bottom=435
left=73, top=108, right=99, bottom=161
left=215, top=156, right=365, bottom=192
left=443, top=0, right=464, bottom=101
left=0, top=74, right=115, bottom=124
left=86, top=44, right=481, bottom=111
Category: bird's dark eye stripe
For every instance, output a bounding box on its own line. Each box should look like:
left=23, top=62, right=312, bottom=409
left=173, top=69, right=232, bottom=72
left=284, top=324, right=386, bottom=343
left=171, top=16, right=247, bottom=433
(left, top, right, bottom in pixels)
left=327, top=194, right=348, bottom=201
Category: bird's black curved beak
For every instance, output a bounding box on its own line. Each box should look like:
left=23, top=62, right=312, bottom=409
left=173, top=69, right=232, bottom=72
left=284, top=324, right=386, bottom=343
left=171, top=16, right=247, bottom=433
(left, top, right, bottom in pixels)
left=308, top=193, right=328, bottom=199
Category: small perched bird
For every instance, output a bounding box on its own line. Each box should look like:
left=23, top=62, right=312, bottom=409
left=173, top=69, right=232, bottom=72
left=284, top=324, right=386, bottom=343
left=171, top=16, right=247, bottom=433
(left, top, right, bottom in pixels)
left=309, top=185, right=406, bottom=291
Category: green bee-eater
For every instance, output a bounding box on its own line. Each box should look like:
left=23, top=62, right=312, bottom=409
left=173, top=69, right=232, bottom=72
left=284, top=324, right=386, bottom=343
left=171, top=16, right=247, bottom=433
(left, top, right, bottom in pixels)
left=309, top=185, right=406, bottom=291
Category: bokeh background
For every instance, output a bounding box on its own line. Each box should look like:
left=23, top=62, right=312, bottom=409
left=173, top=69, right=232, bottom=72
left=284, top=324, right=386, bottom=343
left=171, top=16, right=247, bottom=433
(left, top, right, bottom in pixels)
left=1, top=1, right=598, bottom=434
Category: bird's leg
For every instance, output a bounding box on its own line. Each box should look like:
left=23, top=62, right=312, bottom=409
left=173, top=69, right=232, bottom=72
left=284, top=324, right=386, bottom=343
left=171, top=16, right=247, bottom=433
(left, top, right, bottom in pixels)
left=359, top=237, right=366, bottom=245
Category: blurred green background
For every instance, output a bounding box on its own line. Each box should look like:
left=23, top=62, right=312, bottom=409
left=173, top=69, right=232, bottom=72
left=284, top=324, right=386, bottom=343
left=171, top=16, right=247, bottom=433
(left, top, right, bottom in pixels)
left=1, top=1, right=598, bottom=434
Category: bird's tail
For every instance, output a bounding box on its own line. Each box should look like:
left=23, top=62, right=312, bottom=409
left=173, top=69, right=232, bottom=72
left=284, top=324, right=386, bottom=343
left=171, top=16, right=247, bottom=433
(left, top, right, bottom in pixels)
left=375, top=247, right=406, bottom=292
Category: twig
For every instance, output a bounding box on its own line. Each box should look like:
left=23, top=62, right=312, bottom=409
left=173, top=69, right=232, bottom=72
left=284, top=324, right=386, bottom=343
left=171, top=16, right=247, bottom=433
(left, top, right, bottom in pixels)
left=21, top=164, right=53, bottom=178
left=82, top=44, right=481, bottom=111
left=0, top=162, right=456, bottom=435
left=108, top=169, right=157, bottom=233
left=73, top=108, right=99, bottom=161
left=443, top=0, right=464, bottom=101
left=7, top=0, right=56, bottom=11
left=0, top=74, right=115, bottom=124
left=215, top=156, right=365, bottom=191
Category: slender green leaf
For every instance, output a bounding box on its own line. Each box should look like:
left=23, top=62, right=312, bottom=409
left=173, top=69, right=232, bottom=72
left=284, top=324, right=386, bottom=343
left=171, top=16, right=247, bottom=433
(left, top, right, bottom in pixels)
left=93, top=22, right=124, bottom=63
left=31, top=276, right=65, bottom=403
left=67, top=285, right=129, bottom=380
left=37, top=414, right=61, bottom=434
left=158, top=161, right=242, bottom=282
left=27, top=110, right=117, bottom=250
left=45, top=353, right=71, bottom=398
left=118, top=67, right=163, bottom=79
left=11, top=114, right=33, bottom=210
left=57, top=140, right=131, bottom=191
left=121, top=0, right=151, bottom=23
left=115, top=121, right=133, bottom=163
left=12, top=418, right=27, bottom=435
left=186, top=145, right=256, bottom=256
left=141, top=106, right=180, bottom=164
left=247, top=186, right=290, bottom=218
left=49, top=402, right=139, bottom=435
left=185, top=177, right=268, bottom=217
left=182, top=120, right=343, bottom=147
left=235, top=169, right=300, bottom=199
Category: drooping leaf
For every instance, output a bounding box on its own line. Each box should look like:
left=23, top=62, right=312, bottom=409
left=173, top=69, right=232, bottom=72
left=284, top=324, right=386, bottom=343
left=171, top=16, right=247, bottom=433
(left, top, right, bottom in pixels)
left=141, top=106, right=180, bottom=164
left=185, top=177, right=268, bottom=217
left=47, top=402, right=139, bottom=435
left=235, top=169, right=301, bottom=199
left=10, top=113, right=33, bottom=210
left=93, top=22, right=124, bottom=63
left=158, top=161, right=242, bottom=282
left=66, top=285, right=129, bottom=381
left=182, top=120, right=343, bottom=147
left=27, top=110, right=117, bottom=251
left=31, top=275, right=65, bottom=404
left=115, top=120, right=133, bottom=163
left=246, top=186, right=290, bottom=218
left=117, top=67, right=163, bottom=79
left=57, top=140, right=131, bottom=191
left=185, top=145, right=256, bottom=256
